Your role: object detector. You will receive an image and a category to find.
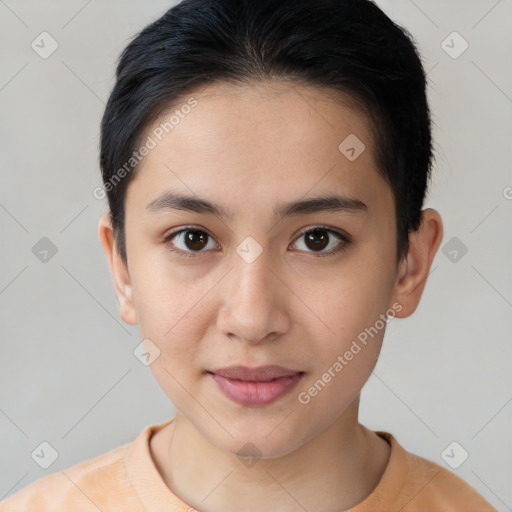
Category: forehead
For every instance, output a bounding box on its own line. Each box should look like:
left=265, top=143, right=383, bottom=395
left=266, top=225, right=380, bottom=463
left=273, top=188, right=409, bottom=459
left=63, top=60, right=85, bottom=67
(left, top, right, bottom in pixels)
left=127, top=80, right=392, bottom=222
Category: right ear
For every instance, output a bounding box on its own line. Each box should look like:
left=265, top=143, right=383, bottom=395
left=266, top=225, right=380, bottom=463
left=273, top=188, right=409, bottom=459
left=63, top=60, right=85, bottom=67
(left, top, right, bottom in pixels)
left=97, top=213, right=138, bottom=326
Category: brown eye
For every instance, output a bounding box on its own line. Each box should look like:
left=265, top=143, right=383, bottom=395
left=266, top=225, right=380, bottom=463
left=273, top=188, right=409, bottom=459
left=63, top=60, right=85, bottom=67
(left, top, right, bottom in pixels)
left=165, top=228, right=218, bottom=257
left=291, top=227, right=350, bottom=257
left=183, top=230, right=209, bottom=251
left=304, top=229, right=330, bottom=251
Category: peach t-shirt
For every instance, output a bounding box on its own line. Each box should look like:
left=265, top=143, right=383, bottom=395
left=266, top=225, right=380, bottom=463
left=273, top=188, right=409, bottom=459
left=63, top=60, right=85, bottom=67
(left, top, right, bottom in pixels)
left=0, top=417, right=496, bottom=511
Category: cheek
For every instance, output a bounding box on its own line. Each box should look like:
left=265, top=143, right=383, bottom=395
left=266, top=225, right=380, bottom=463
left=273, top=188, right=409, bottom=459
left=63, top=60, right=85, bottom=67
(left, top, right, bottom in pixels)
left=130, top=266, right=215, bottom=401
left=135, top=278, right=208, bottom=407
left=297, top=287, right=386, bottom=414
left=131, top=251, right=211, bottom=339
left=306, top=262, right=392, bottom=370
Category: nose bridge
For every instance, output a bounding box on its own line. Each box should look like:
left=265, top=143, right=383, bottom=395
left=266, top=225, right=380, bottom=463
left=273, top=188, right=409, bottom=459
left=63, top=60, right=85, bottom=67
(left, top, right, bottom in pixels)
left=218, top=241, right=287, bottom=342
left=231, top=242, right=275, bottom=308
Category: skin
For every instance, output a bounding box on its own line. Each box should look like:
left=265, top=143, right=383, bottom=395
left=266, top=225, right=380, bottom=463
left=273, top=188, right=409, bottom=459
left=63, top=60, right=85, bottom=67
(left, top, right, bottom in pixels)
left=98, top=80, right=443, bottom=512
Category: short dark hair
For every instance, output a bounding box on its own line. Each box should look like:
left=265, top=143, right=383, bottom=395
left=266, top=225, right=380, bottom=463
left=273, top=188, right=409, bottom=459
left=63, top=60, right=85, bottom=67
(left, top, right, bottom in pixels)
left=100, top=0, right=433, bottom=265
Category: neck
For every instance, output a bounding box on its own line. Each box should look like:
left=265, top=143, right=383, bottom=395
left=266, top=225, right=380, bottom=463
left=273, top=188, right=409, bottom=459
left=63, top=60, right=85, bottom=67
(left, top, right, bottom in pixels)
left=153, top=397, right=390, bottom=512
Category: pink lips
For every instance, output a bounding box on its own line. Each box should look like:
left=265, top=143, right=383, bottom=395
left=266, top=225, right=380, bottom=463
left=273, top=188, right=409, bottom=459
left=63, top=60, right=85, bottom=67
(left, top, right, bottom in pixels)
left=208, top=365, right=304, bottom=406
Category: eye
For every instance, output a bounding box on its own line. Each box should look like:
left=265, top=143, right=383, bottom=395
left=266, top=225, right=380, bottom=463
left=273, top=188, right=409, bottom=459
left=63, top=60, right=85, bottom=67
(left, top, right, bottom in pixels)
left=164, top=225, right=350, bottom=259
left=164, top=227, right=219, bottom=258
left=290, top=226, right=350, bottom=257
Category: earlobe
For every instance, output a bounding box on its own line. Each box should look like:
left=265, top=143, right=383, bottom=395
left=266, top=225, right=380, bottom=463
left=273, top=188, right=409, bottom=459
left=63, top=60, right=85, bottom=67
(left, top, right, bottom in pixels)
left=391, top=209, right=443, bottom=318
left=97, top=214, right=138, bottom=326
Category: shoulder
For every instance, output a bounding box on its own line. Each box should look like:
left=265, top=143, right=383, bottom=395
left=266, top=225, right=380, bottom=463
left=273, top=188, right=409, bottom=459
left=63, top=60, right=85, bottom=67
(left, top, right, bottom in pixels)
left=382, top=433, right=497, bottom=511
left=0, top=440, right=142, bottom=512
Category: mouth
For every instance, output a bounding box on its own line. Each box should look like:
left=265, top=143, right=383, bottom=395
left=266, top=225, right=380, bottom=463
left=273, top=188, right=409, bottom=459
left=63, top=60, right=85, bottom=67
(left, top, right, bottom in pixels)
left=207, top=365, right=305, bottom=406
left=208, top=365, right=304, bottom=382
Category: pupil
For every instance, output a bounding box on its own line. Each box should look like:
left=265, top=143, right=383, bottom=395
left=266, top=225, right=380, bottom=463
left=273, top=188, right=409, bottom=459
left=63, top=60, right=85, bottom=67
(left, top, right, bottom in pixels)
left=306, top=230, right=328, bottom=251
left=185, top=230, right=207, bottom=251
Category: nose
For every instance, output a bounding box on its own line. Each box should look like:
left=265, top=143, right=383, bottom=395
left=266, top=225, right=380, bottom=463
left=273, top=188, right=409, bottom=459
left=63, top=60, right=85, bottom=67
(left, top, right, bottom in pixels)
left=216, top=248, right=290, bottom=344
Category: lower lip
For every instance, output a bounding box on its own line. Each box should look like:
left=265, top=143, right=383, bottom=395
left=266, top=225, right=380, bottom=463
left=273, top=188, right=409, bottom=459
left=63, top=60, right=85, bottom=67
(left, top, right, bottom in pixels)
left=210, top=372, right=304, bottom=406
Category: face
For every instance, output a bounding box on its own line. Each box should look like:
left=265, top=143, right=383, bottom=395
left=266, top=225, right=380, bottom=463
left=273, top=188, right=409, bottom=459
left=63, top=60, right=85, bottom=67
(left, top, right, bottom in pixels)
left=106, top=81, right=407, bottom=458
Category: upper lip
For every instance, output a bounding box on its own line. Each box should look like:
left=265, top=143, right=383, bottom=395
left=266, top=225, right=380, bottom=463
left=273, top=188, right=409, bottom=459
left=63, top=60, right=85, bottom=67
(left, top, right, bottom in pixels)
left=209, top=365, right=303, bottom=382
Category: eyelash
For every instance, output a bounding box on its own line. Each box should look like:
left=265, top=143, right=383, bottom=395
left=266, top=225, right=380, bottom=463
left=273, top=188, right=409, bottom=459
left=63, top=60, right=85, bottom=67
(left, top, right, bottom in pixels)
left=163, top=225, right=351, bottom=259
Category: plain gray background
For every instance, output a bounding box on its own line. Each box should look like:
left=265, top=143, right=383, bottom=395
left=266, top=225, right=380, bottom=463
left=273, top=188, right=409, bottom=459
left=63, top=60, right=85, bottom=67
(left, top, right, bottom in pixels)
left=1, top=0, right=511, bottom=509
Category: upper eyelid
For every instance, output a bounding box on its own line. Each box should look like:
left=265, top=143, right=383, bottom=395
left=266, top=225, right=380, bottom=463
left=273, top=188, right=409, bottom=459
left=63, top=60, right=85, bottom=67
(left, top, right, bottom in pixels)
left=166, top=226, right=219, bottom=244
left=295, top=225, right=348, bottom=238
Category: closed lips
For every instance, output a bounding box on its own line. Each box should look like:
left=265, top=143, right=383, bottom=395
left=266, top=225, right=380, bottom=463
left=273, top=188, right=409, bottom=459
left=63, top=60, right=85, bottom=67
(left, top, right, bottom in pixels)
left=208, top=365, right=304, bottom=382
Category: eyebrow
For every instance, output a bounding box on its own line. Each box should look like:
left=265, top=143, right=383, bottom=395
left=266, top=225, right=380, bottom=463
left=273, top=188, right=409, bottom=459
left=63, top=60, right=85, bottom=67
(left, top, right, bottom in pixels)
left=145, top=191, right=368, bottom=219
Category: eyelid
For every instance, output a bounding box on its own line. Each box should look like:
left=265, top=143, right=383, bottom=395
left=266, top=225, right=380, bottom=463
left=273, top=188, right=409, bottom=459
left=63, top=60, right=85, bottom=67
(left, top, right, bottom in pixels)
left=164, top=225, right=215, bottom=241
left=293, top=224, right=351, bottom=242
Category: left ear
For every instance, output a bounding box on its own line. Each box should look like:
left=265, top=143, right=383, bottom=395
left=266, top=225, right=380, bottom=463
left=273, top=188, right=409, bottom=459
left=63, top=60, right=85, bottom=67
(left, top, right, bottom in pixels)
left=391, top=208, right=444, bottom=318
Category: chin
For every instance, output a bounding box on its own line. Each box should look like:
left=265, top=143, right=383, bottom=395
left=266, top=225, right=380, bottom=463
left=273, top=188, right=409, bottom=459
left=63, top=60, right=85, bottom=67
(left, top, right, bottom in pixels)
left=205, top=420, right=311, bottom=461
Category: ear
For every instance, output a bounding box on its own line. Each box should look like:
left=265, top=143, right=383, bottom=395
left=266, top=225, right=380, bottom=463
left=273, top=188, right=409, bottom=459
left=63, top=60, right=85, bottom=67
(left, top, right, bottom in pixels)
left=391, top=208, right=443, bottom=318
left=98, top=213, right=138, bottom=325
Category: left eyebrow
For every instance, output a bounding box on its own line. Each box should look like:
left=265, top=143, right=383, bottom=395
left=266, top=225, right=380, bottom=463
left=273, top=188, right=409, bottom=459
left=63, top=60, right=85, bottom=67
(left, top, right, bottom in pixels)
left=145, top=191, right=368, bottom=220
left=274, top=194, right=368, bottom=218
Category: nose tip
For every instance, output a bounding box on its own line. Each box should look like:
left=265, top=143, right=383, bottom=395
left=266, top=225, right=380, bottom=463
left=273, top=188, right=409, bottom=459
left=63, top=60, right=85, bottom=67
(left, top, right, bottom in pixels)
left=228, top=330, right=279, bottom=345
